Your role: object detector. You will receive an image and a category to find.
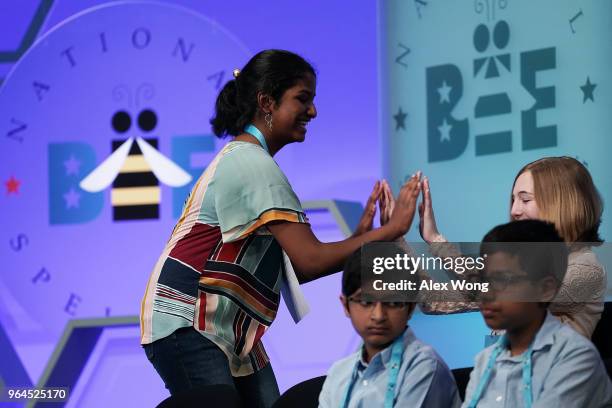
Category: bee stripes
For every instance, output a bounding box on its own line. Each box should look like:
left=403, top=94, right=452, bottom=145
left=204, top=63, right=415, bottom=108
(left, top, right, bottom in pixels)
left=111, top=138, right=160, bottom=220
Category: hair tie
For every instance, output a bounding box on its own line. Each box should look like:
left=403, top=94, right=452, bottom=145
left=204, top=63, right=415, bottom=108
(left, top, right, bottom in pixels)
left=232, top=68, right=241, bottom=78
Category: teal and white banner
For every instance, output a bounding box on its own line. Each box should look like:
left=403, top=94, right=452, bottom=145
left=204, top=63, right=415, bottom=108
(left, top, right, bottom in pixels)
left=380, top=0, right=611, bottom=241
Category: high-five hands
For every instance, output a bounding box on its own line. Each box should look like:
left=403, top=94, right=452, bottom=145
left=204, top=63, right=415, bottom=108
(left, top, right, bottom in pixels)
left=353, top=174, right=425, bottom=240
left=378, top=172, right=443, bottom=243
left=383, top=174, right=421, bottom=238
left=418, top=176, right=443, bottom=243
left=352, top=181, right=383, bottom=237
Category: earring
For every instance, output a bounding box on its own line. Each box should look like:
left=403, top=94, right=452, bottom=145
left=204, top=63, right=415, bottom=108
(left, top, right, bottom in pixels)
left=265, top=113, right=273, bottom=130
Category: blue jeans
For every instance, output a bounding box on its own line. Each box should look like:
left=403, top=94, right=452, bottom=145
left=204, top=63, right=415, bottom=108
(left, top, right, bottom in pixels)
left=143, top=327, right=280, bottom=408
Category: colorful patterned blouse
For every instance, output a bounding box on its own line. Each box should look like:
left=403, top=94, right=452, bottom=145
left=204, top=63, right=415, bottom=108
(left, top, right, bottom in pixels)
left=140, top=141, right=308, bottom=376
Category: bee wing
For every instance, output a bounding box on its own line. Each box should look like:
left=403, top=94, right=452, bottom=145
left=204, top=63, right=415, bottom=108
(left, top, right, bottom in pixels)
left=79, top=138, right=134, bottom=192
left=136, top=137, right=192, bottom=187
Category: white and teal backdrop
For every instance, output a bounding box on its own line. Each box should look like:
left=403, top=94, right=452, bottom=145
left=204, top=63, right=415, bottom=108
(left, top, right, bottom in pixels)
left=380, top=0, right=611, bottom=242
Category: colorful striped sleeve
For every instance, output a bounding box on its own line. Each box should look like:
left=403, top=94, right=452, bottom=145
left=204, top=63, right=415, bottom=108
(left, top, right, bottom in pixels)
left=213, top=143, right=308, bottom=242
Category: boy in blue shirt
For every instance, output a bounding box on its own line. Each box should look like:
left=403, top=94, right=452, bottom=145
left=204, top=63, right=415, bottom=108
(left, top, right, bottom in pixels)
left=464, top=220, right=612, bottom=407
left=318, top=243, right=461, bottom=408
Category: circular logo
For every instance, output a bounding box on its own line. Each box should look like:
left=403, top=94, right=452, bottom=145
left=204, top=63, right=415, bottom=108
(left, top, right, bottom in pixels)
left=0, top=1, right=249, bottom=339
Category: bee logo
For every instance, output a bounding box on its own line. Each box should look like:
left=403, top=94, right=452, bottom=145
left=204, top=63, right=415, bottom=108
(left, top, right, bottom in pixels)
left=80, top=84, right=191, bottom=220
left=426, top=19, right=555, bottom=163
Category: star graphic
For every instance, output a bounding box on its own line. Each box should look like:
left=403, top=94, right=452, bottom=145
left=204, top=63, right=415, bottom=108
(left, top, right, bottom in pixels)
left=5, top=176, right=21, bottom=194
left=438, top=118, right=452, bottom=142
left=64, top=155, right=81, bottom=176
left=580, top=76, right=596, bottom=103
left=437, top=81, right=452, bottom=104
left=63, top=187, right=81, bottom=209
left=393, top=107, right=408, bottom=130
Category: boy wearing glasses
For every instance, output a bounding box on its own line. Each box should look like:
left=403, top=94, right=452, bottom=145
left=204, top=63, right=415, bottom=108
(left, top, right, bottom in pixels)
left=463, top=220, right=612, bottom=407
left=318, top=243, right=461, bottom=408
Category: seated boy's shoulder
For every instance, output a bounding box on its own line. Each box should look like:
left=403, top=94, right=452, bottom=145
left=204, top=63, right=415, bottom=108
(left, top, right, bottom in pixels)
left=326, top=350, right=361, bottom=377
left=409, top=338, right=438, bottom=358
left=406, top=337, right=450, bottom=370
left=475, top=342, right=492, bottom=357
left=553, top=323, right=599, bottom=357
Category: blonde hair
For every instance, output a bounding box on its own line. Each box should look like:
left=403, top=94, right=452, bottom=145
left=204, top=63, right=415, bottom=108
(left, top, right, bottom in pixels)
left=512, top=157, right=603, bottom=244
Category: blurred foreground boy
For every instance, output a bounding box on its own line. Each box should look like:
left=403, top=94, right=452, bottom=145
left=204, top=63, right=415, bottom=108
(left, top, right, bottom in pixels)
left=464, top=220, right=612, bottom=407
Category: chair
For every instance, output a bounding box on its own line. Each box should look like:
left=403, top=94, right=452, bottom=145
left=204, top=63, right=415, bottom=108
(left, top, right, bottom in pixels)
left=272, top=375, right=327, bottom=408
left=451, top=367, right=473, bottom=402
left=592, top=302, right=612, bottom=360
left=156, top=384, right=242, bottom=408
left=604, top=358, right=612, bottom=380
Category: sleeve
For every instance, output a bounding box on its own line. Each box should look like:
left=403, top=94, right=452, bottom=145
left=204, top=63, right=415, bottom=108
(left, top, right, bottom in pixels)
left=213, top=146, right=308, bottom=242
left=548, top=262, right=606, bottom=337
left=554, top=312, right=590, bottom=339
left=396, top=358, right=462, bottom=408
left=428, top=240, right=484, bottom=283
left=428, top=239, right=463, bottom=258
left=394, top=239, right=479, bottom=314
left=550, top=263, right=605, bottom=309
left=317, top=375, right=334, bottom=408
left=533, top=344, right=612, bottom=408
left=318, top=361, right=345, bottom=408
left=417, top=270, right=480, bottom=315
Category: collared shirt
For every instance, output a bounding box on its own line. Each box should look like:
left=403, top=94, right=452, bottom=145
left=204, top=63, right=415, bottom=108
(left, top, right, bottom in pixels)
left=318, top=326, right=461, bottom=408
left=463, top=312, right=612, bottom=407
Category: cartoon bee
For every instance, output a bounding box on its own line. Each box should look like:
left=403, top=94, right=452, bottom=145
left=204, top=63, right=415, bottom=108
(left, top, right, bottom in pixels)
left=80, top=84, right=191, bottom=220
left=451, top=20, right=535, bottom=156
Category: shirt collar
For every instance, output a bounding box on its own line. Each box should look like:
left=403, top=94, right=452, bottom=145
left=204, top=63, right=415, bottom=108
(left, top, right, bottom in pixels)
left=498, top=311, right=559, bottom=361
left=531, top=311, right=560, bottom=352
left=358, top=326, right=415, bottom=370
left=358, top=349, right=369, bottom=370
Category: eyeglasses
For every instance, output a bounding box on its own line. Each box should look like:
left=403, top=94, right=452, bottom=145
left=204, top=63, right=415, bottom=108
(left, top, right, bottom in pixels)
left=477, top=273, right=534, bottom=291
left=347, top=297, right=409, bottom=310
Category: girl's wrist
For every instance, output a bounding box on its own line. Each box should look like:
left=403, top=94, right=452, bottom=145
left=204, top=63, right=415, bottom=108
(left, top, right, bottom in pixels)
left=430, top=233, right=447, bottom=243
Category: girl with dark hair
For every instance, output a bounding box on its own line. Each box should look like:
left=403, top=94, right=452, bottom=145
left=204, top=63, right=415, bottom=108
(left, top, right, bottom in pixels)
left=140, top=49, right=420, bottom=407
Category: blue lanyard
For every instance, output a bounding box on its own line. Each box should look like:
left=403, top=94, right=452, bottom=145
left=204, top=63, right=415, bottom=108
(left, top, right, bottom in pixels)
left=339, top=334, right=404, bottom=408
left=467, top=335, right=534, bottom=408
left=244, top=124, right=269, bottom=154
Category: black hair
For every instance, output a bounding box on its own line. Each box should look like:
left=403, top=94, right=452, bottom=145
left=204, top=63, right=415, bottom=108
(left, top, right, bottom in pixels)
left=342, top=247, right=365, bottom=297
left=342, top=242, right=420, bottom=298
left=210, top=49, right=316, bottom=137
left=480, top=220, right=569, bottom=286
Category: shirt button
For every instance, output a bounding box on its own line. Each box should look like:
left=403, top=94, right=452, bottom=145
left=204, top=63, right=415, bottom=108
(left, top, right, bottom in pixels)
left=362, top=380, right=368, bottom=386
left=496, top=395, right=503, bottom=402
